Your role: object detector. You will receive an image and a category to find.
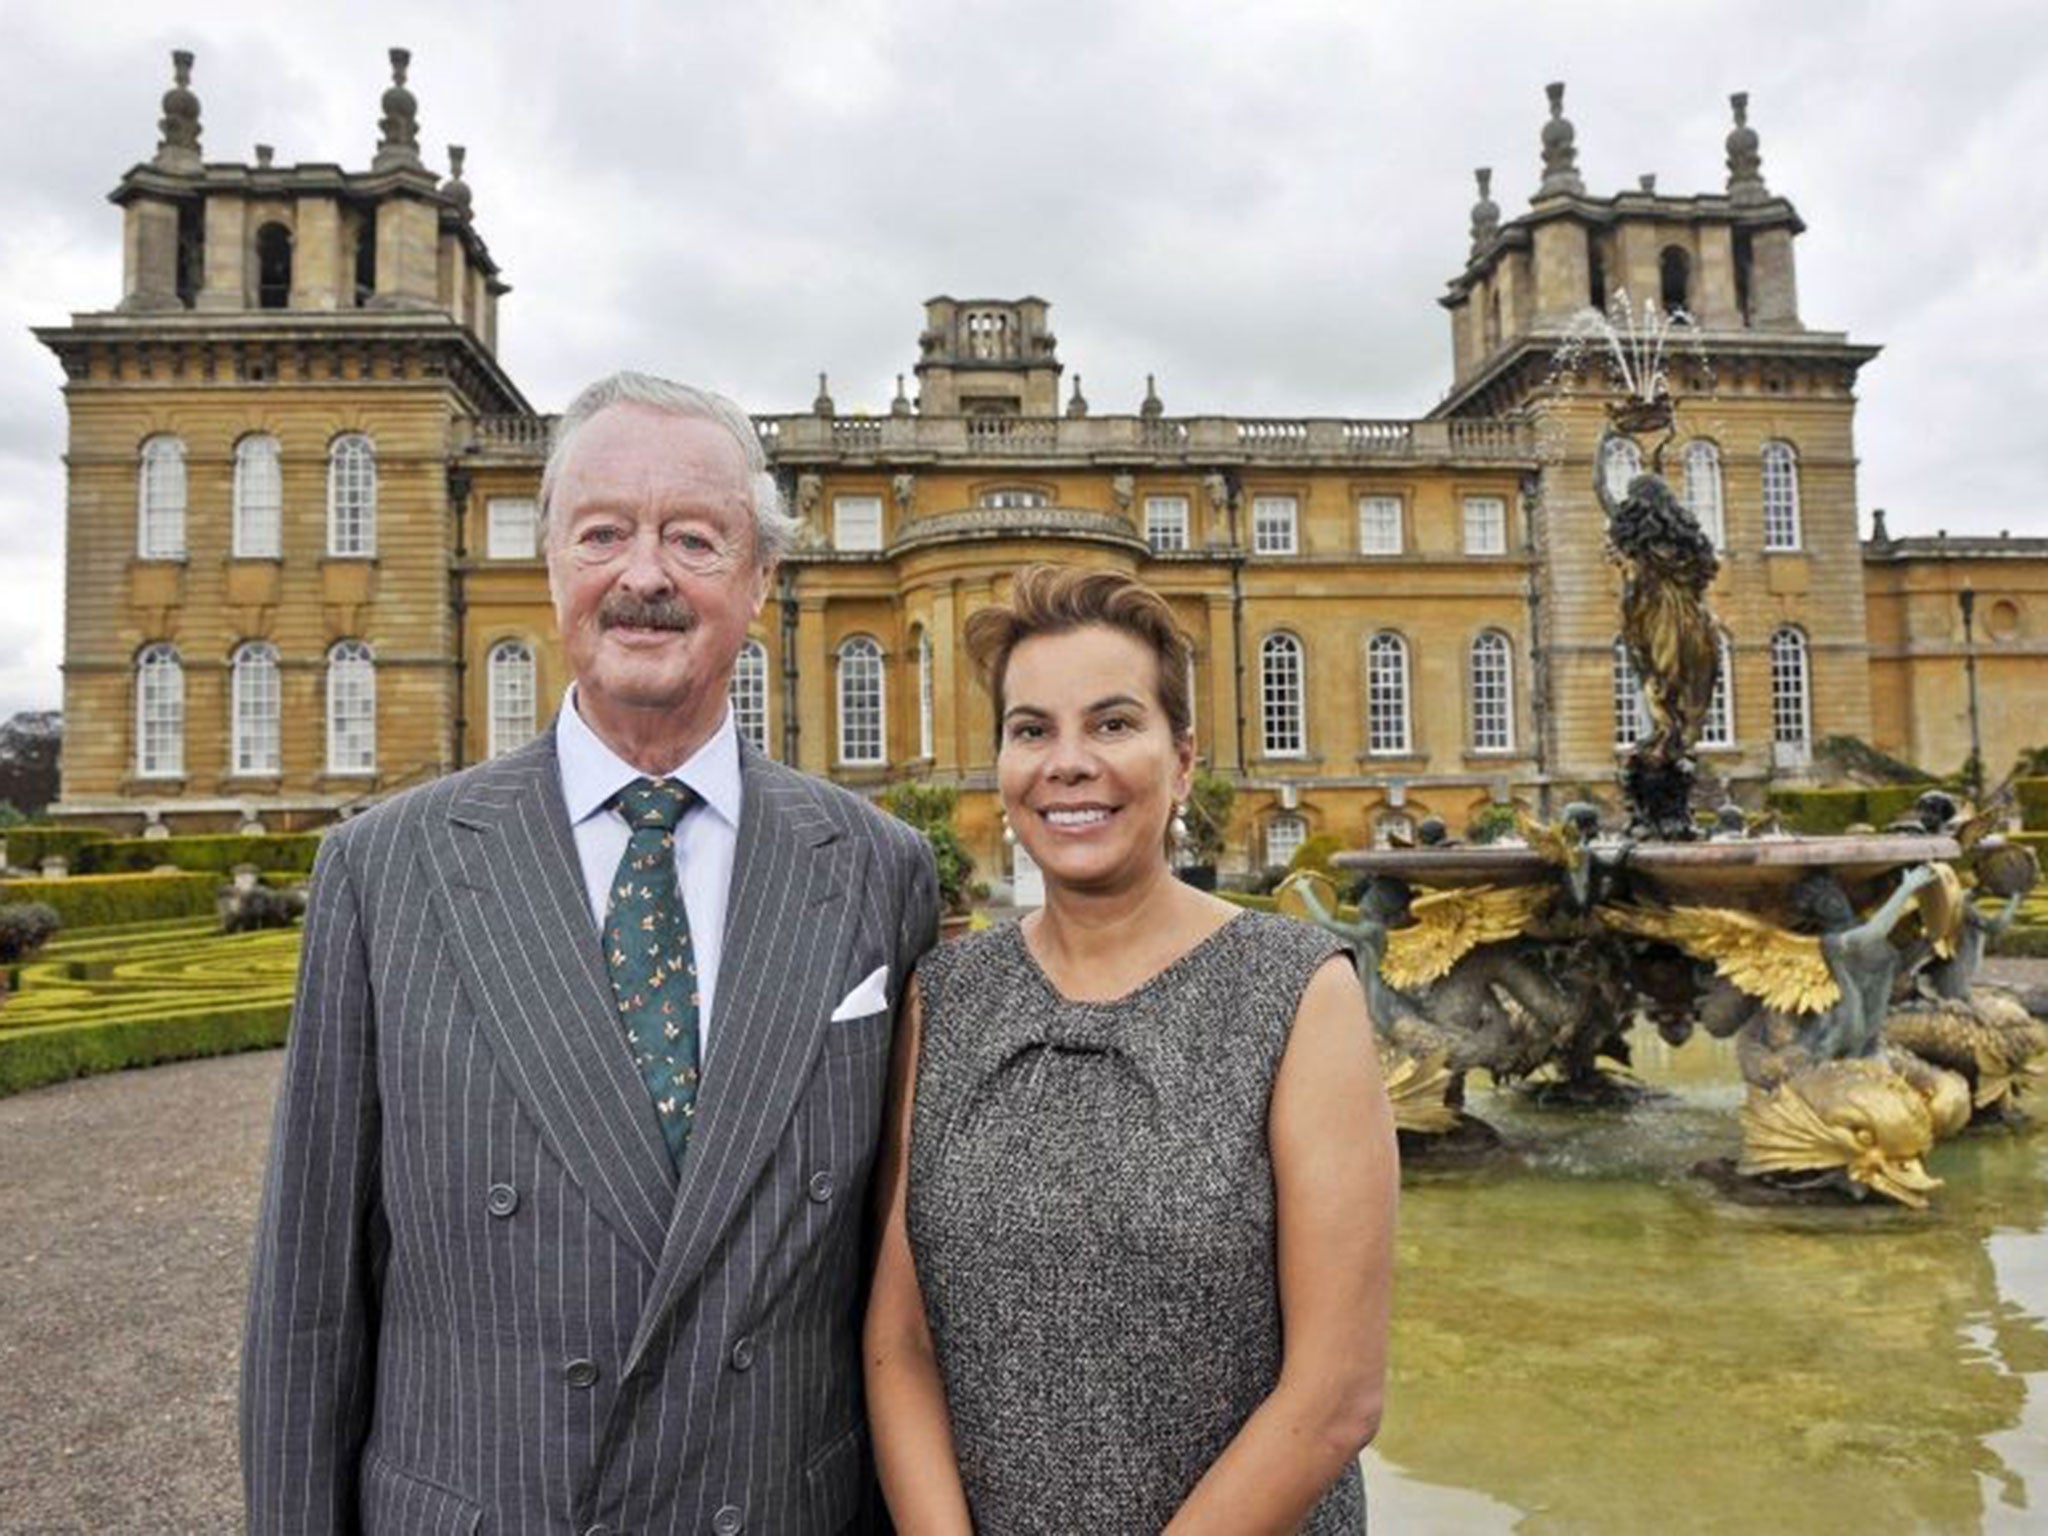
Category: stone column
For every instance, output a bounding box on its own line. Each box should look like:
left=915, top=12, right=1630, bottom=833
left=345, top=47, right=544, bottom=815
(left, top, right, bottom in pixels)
left=371, top=193, right=441, bottom=309
left=292, top=196, right=344, bottom=309
left=197, top=193, right=249, bottom=311
left=121, top=198, right=184, bottom=312
left=1532, top=218, right=1591, bottom=323
left=1693, top=225, right=1742, bottom=329
left=930, top=582, right=961, bottom=773
left=796, top=596, right=830, bottom=774
left=1749, top=227, right=1801, bottom=330
left=1204, top=593, right=1241, bottom=772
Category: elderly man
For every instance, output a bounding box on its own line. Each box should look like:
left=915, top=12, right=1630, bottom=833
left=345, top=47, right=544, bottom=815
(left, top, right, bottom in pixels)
left=242, top=373, right=938, bottom=1535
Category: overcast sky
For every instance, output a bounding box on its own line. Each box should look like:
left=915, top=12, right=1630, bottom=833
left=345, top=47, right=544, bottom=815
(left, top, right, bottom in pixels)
left=2, top=0, right=2044, bottom=718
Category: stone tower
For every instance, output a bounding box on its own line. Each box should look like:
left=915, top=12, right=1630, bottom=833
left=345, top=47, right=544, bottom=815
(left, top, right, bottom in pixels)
left=36, top=48, right=528, bottom=831
left=1433, top=86, right=1881, bottom=800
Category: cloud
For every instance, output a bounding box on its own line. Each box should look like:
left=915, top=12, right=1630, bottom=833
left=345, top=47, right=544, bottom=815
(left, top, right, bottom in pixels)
left=3, top=0, right=2045, bottom=718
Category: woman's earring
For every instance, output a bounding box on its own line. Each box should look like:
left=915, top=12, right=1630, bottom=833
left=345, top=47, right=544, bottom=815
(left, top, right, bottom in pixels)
left=1171, top=803, right=1190, bottom=846
left=1002, top=811, right=1017, bottom=847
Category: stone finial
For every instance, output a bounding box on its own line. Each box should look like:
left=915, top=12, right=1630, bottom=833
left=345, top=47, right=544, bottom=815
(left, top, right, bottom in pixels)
left=1870, top=507, right=1890, bottom=543
left=1638, top=173, right=1657, bottom=193
left=1139, top=373, right=1163, bottom=420
left=812, top=372, right=834, bottom=417
left=1726, top=91, right=1767, bottom=203
left=441, top=144, right=473, bottom=215
left=374, top=46, right=422, bottom=171
left=1468, top=167, right=1500, bottom=256
left=1065, top=374, right=1089, bottom=418
left=255, top=143, right=275, bottom=169
left=890, top=374, right=912, bottom=416
left=155, top=49, right=203, bottom=172
left=1537, top=81, right=1584, bottom=198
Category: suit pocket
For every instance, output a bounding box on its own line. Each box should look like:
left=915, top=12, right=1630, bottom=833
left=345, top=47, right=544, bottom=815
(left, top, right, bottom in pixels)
left=803, top=1420, right=871, bottom=1535
left=360, top=1451, right=483, bottom=1536
left=822, top=1006, right=893, bottom=1058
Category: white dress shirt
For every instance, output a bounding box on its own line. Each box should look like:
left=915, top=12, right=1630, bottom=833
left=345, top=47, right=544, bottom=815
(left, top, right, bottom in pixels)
left=555, top=685, right=743, bottom=1058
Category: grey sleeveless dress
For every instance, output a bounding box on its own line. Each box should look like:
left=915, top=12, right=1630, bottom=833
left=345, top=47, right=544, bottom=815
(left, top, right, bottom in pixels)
left=907, top=911, right=1368, bottom=1534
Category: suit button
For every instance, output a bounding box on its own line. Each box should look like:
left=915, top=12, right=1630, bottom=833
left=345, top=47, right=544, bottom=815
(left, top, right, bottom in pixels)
left=807, top=1170, right=835, bottom=1204
left=565, top=1358, right=600, bottom=1389
left=730, top=1335, right=755, bottom=1372
left=713, top=1505, right=744, bottom=1535
left=486, top=1183, right=519, bottom=1217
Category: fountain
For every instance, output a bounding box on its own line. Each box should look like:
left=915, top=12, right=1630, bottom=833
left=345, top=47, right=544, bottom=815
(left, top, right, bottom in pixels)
left=1287, top=294, right=2047, bottom=1209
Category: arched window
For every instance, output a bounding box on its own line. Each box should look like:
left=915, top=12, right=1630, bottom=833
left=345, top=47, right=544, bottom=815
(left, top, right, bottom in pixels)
left=232, top=434, right=283, bottom=559
left=327, top=434, right=377, bottom=556
left=1702, top=634, right=1735, bottom=749
left=1469, top=631, right=1514, bottom=752
left=326, top=640, right=377, bottom=774
left=255, top=221, right=293, bottom=309
left=1601, top=435, right=1642, bottom=506
left=837, top=636, right=885, bottom=766
left=1366, top=632, right=1411, bottom=755
left=1683, top=440, right=1725, bottom=549
left=916, top=628, right=935, bottom=759
left=1770, top=627, right=1811, bottom=761
left=1613, top=639, right=1649, bottom=750
left=230, top=641, right=281, bottom=775
left=487, top=640, right=536, bottom=759
left=1761, top=441, right=1802, bottom=550
left=1259, top=633, right=1305, bottom=757
left=135, top=643, right=184, bottom=778
left=730, top=639, right=768, bottom=754
left=1660, top=246, right=1691, bottom=316
left=1589, top=245, right=1609, bottom=315
left=1266, top=814, right=1308, bottom=871
left=137, top=435, right=187, bottom=560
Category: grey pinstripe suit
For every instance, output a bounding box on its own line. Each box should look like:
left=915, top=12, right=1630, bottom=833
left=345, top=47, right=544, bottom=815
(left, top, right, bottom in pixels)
left=241, top=727, right=938, bottom=1535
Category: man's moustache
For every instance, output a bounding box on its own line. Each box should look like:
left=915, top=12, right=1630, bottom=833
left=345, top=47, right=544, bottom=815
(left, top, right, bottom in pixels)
left=599, top=599, right=696, bottom=631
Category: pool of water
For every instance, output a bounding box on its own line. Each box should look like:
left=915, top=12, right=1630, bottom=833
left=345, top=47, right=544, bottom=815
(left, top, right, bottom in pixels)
left=1362, top=1029, right=2048, bottom=1533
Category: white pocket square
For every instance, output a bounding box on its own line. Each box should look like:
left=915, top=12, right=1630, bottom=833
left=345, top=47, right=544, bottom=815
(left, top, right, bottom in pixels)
left=829, top=965, right=891, bottom=1022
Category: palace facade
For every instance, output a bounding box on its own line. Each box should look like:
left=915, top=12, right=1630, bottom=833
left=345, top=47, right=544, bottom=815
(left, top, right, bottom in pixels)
left=36, top=53, right=2048, bottom=883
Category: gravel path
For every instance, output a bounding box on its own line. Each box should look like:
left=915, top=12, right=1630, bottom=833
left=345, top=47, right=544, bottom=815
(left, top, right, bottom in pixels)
left=0, top=1050, right=281, bottom=1533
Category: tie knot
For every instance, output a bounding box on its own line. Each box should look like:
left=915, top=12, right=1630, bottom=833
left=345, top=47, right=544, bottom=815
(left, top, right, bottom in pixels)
left=616, top=777, right=696, bottom=832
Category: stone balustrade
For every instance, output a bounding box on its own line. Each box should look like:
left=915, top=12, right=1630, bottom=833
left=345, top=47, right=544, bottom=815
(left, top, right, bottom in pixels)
left=458, top=412, right=1534, bottom=464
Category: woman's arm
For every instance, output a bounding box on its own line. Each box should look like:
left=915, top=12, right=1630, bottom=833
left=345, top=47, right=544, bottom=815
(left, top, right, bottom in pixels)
left=863, top=976, right=976, bottom=1535
left=1166, top=955, right=1400, bottom=1535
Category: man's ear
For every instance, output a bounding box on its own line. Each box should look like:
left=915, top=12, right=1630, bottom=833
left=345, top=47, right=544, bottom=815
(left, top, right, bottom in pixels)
left=751, top=561, right=777, bottom=617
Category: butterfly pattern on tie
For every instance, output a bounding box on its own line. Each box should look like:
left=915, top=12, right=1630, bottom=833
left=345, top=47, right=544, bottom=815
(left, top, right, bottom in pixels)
left=603, top=776, right=703, bottom=1173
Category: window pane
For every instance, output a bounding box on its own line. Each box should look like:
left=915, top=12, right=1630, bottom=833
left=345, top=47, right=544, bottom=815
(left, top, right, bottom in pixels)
left=487, top=499, right=538, bottom=560
left=233, top=436, right=282, bottom=559
left=980, top=488, right=1047, bottom=509
left=1469, top=632, right=1513, bottom=751
left=1684, top=442, right=1725, bottom=549
left=1602, top=437, right=1642, bottom=505
left=136, top=644, right=184, bottom=777
left=1359, top=496, right=1403, bottom=556
left=139, top=437, right=187, bottom=560
left=1266, top=814, right=1307, bottom=870
left=1145, top=495, right=1189, bottom=552
left=1367, top=634, right=1411, bottom=754
left=1771, top=628, right=1810, bottom=751
left=1702, top=635, right=1735, bottom=748
left=834, top=496, right=883, bottom=553
left=1252, top=496, right=1298, bottom=555
left=838, top=638, right=885, bottom=764
left=488, top=641, right=537, bottom=758
left=326, top=641, right=377, bottom=773
left=1260, top=635, right=1304, bottom=756
left=730, top=640, right=768, bottom=754
left=232, top=643, right=281, bottom=775
left=328, top=435, right=377, bottom=556
left=1762, top=442, right=1801, bottom=550
left=1613, top=639, right=1649, bottom=749
left=917, top=630, right=934, bottom=759
left=1463, top=496, right=1507, bottom=556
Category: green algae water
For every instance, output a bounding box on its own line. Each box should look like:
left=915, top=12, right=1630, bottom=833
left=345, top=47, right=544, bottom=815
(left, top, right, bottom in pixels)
left=1362, top=1029, right=2048, bottom=1533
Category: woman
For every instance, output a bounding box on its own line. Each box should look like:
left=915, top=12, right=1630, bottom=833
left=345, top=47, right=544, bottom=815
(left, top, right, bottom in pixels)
left=865, top=565, right=1399, bottom=1533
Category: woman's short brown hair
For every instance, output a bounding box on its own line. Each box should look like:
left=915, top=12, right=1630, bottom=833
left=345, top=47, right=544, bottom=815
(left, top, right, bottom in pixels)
left=963, top=565, right=1194, bottom=742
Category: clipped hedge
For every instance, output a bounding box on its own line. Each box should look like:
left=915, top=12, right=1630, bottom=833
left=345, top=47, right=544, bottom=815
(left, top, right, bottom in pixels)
left=1766, top=784, right=1948, bottom=834
left=0, top=921, right=300, bottom=1095
left=1, top=826, right=110, bottom=870
left=0, top=872, right=221, bottom=929
left=74, top=832, right=321, bottom=876
left=2019, top=778, right=2048, bottom=831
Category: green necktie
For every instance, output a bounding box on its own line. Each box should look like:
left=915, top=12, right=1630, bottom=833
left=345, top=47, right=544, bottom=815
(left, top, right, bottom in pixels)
left=603, top=777, right=702, bottom=1173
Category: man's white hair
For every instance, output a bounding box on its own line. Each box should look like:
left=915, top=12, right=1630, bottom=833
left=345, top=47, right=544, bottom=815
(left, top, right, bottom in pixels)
left=538, top=371, right=799, bottom=564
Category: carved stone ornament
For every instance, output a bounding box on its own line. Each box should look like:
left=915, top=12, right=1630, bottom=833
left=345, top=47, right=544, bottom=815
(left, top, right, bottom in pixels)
left=1468, top=167, right=1500, bottom=256
left=155, top=50, right=202, bottom=171
left=1538, top=81, right=1584, bottom=198
left=796, top=472, right=823, bottom=518
left=1726, top=91, right=1767, bottom=204
left=441, top=144, right=473, bottom=215
left=1110, top=473, right=1135, bottom=512
left=892, top=472, right=916, bottom=512
left=1203, top=472, right=1232, bottom=515
left=374, top=47, right=422, bottom=171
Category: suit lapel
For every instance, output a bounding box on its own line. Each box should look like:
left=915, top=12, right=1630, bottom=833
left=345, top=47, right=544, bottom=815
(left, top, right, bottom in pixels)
left=627, top=745, right=858, bottom=1372
left=426, top=730, right=676, bottom=1270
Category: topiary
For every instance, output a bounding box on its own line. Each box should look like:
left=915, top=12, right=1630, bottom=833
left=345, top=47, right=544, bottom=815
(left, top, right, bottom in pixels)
left=0, top=901, right=60, bottom=964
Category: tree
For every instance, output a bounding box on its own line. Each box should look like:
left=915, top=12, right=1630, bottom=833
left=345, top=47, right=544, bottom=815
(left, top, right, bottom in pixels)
left=880, top=781, right=976, bottom=915
left=0, top=712, right=60, bottom=818
left=1181, top=769, right=1236, bottom=870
